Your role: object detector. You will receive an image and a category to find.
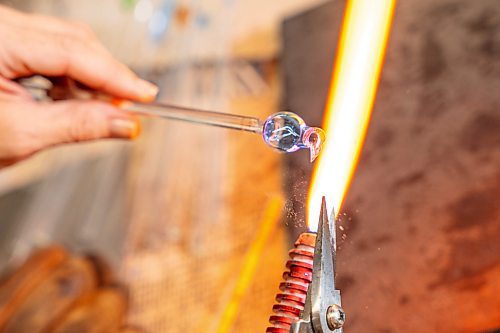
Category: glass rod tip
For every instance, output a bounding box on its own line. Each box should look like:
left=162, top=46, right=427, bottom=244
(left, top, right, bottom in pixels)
left=262, top=112, right=326, bottom=162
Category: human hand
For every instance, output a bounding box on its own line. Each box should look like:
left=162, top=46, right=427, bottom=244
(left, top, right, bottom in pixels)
left=0, top=5, right=158, bottom=167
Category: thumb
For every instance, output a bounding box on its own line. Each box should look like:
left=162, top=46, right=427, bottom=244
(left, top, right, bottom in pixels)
left=34, top=100, right=141, bottom=147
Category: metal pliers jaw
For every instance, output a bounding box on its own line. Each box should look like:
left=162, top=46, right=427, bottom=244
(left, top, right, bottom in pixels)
left=290, top=197, right=345, bottom=333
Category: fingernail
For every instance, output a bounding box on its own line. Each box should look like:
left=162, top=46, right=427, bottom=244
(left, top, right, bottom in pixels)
left=110, top=118, right=140, bottom=139
left=137, top=79, right=158, bottom=101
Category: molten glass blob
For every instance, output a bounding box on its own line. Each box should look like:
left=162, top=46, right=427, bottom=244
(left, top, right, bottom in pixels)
left=262, top=112, right=326, bottom=162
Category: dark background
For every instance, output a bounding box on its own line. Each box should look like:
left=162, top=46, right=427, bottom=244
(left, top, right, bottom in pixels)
left=282, top=0, right=500, bottom=331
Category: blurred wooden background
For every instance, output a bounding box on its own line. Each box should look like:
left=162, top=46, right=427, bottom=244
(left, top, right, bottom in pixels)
left=0, top=1, right=323, bottom=332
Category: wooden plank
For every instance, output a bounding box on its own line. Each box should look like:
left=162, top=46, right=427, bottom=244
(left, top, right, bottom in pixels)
left=2, top=257, right=97, bottom=333
left=116, top=327, right=144, bottom=333
left=0, top=246, right=68, bottom=329
left=51, top=286, right=128, bottom=333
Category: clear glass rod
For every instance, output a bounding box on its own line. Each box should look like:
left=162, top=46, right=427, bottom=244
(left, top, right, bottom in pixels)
left=122, top=101, right=263, bottom=133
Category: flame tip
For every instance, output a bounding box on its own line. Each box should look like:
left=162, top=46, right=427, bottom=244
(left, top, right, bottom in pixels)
left=306, top=0, right=395, bottom=232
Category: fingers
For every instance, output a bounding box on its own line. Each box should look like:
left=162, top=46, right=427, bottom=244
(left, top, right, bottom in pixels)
left=0, top=6, right=93, bottom=40
left=0, top=6, right=158, bottom=102
left=18, top=32, right=156, bottom=101
left=0, top=76, right=33, bottom=101
left=0, top=100, right=140, bottom=165
left=36, top=100, right=141, bottom=145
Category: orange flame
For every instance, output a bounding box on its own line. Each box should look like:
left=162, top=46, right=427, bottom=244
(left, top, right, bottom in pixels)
left=307, top=0, right=396, bottom=231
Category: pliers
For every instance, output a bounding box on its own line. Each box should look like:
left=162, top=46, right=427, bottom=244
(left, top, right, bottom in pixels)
left=290, top=197, right=345, bottom=333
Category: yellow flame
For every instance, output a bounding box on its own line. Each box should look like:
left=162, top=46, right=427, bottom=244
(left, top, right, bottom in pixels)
left=307, top=0, right=396, bottom=231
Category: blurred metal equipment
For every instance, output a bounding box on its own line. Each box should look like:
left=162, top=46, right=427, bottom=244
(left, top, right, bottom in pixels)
left=267, top=198, right=344, bottom=333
